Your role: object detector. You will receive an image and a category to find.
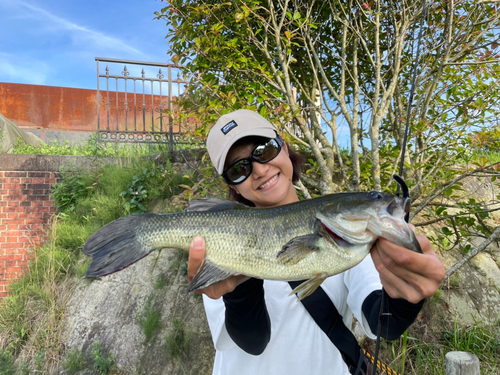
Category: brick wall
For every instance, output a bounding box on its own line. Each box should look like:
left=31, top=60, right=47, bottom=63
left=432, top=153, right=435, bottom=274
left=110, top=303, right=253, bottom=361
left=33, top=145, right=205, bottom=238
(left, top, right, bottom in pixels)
left=0, top=171, right=59, bottom=298
left=0, top=154, right=119, bottom=300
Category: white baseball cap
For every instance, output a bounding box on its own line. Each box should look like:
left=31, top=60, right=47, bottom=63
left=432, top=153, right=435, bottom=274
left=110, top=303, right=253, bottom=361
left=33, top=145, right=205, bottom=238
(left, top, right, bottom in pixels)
left=207, top=109, right=277, bottom=174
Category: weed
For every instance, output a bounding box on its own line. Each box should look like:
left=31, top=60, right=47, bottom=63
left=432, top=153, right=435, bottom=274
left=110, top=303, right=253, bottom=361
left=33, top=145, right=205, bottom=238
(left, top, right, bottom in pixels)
left=62, top=348, right=87, bottom=374
left=444, top=319, right=500, bottom=364
left=19, top=349, right=46, bottom=375
left=154, top=275, right=168, bottom=290
left=0, top=349, right=17, bottom=375
left=166, top=318, right=189, bottom=359
left=137, top=299, right=162, bottom=343
left=383, top=318, right=500, bottom=375
left=430, top=289, right=443, bottom=303
left=91, top=341, right=116, bottom=375
left=52, top=168, right=96, bottom=212
left=120, top=168, right=154, bottom=213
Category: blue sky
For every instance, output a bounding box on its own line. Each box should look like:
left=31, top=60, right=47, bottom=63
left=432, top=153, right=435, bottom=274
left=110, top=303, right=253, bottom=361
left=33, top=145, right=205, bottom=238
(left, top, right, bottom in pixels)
left=0, top=0, right=170, bottom=90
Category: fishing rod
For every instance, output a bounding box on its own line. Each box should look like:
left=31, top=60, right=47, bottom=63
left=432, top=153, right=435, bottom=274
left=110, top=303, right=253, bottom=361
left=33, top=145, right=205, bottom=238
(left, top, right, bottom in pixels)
left=371, top=1, right=428, bottom=374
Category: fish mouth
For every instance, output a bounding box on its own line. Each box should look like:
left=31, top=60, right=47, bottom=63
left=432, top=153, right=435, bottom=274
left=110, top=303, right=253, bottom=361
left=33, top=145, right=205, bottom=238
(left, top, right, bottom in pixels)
left=316, top=211, right=377, bottom=248
left=321, top=222, right=356, bottom=248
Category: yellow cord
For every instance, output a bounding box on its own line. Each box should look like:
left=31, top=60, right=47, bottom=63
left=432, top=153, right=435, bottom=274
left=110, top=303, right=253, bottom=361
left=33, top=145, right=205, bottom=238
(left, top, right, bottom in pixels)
left=362, top=349, right=401, bottom=375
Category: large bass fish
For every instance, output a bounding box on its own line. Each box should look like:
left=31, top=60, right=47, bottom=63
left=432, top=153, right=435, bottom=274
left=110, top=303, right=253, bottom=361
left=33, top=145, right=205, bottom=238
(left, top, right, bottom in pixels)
left=83, top=184, right=421, bottom=300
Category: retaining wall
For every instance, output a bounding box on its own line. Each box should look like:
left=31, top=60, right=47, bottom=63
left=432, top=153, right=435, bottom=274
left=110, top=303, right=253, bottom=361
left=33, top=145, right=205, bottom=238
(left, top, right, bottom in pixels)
left=0, top=154, right=117, bottom=299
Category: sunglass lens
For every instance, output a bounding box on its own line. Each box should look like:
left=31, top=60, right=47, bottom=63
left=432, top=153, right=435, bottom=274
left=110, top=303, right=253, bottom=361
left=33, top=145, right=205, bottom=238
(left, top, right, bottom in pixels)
left=254, top=140, right=279, bottom=162
left=226, top=160, right=252, bottom=184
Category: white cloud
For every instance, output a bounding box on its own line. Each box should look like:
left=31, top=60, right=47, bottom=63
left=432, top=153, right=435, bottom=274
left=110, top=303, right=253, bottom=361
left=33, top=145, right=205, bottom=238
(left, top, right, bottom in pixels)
left=13, top=1, right=147, bottom=57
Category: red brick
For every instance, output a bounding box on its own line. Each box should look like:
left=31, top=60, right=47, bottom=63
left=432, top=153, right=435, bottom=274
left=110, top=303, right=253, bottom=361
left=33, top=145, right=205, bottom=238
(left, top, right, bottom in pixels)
left=5, top=266, right=22, bottom=273
left=30, top=172, right=51, bottom=178
left=4, top=248, right=29, bottom=255
left=2, top=254, right=24, bottom=262
left=4, top=183, right=27, bottom=190
left=5, top=172, right=27, bottom=178
left=0, top=243, right=20, bottom=249
left=3, top=207, right=23, bottom=213
left=4, top=273, right=19, bottom=280
left=28, top=224, right=44, bottom=230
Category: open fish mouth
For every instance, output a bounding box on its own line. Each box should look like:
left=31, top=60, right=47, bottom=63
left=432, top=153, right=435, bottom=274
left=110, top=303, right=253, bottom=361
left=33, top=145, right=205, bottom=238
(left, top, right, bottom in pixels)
left=317, top=212, right=376, bottom=247
left=320, top=222, right=358, bottom=248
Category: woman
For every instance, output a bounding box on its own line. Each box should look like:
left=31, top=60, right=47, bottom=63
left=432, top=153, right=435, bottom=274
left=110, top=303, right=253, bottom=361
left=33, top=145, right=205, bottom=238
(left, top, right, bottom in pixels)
left=187, top=109, right=445, bottom=375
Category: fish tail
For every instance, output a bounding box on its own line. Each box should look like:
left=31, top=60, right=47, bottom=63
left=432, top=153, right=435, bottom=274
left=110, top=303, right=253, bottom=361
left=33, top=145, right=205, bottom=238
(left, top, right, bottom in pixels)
left=83, top=213, right=160, bottom=277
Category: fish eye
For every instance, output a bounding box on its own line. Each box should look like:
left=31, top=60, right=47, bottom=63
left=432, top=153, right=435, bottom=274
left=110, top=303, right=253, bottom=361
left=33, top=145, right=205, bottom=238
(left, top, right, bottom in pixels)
left=368, top=192, right=383, bottom=200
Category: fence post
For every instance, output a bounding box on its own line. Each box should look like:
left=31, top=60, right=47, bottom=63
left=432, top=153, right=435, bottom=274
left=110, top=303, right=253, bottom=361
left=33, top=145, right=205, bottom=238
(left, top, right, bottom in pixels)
left=445, top=351, right=480, bottom=375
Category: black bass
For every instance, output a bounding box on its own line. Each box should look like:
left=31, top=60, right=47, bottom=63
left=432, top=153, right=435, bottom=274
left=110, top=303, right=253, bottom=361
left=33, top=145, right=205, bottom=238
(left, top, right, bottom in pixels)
left=83, top=187, right=422, bottom=300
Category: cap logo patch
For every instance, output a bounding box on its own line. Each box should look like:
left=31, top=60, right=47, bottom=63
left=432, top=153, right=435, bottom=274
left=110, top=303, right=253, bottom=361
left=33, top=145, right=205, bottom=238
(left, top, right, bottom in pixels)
left=221, top=120, right=238, bottom=135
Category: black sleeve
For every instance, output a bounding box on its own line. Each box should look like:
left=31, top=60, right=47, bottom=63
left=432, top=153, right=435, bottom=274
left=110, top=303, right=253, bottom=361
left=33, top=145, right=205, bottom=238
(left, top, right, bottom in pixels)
left=222, top=278, right=271, bottom=355
left=362, top=289, right=424, bottom=341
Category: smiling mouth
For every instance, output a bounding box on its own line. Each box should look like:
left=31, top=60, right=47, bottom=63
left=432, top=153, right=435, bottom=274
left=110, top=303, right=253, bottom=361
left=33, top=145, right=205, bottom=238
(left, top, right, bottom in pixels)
left=258, top=173, right=279, bottom=189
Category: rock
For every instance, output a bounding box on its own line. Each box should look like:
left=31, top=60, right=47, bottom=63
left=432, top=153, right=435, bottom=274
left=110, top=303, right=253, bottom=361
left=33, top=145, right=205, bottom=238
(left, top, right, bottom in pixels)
left=59, top=249, right=214, bottom=374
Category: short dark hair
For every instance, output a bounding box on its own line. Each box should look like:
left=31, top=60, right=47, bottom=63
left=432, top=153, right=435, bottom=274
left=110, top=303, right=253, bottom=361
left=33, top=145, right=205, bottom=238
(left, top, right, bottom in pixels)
left=227, top=143, right=304, bottom=207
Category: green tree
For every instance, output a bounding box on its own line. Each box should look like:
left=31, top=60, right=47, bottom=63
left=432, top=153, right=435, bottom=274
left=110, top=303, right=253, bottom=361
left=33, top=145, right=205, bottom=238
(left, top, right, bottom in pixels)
left=156, top=0, right=500, bottom=274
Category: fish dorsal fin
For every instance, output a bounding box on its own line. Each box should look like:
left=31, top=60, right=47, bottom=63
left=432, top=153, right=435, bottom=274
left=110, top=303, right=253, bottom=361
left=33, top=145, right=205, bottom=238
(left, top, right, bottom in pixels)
left=276, top=234, right=321, bottom=265
left=185, top=198, right=249, bottom=212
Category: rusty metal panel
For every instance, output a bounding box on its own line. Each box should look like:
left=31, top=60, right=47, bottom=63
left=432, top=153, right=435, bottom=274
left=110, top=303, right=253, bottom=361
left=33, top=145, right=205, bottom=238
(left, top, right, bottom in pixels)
left=0, top=82, right=99, bottom=132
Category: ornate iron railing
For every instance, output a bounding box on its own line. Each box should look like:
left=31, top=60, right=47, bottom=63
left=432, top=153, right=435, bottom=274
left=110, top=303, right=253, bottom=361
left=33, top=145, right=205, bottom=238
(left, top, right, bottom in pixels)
left=95, top=57, right=189, bottom=150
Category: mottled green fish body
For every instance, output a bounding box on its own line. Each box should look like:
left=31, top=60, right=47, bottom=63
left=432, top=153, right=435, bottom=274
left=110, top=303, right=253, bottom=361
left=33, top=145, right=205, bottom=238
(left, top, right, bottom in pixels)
left=84, top=191, right=421, bottom=299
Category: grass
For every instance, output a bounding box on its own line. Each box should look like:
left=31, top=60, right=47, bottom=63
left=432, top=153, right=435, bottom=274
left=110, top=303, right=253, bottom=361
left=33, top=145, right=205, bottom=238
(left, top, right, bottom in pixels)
left=91, top=341, right=117, bottom=375
left=166, top=318, right=189, bottom=359
left=3, top=139, right=498, bottom=374
left=137, top=298, right=162, bottom=343
left=61, top=348, right=87, bottom=374
left=0, top=152, right=214, bottom=373
left=370, top=318, right=500, bottom=375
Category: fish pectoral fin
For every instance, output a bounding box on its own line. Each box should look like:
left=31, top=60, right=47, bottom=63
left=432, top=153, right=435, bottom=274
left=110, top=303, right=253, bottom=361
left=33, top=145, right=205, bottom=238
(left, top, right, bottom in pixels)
left=289, top=275, right=327, bottom=301
left=276, top=234, right=321, bottom=265
left=188, top=259, right=235, bottom=292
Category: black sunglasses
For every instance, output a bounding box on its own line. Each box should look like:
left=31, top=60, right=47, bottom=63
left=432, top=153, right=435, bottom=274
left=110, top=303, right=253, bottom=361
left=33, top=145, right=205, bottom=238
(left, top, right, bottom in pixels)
left=222, top=135, right=284, bottom=185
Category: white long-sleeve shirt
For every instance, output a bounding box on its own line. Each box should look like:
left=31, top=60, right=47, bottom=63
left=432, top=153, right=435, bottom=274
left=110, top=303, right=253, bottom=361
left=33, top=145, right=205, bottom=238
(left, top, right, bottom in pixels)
left=202, top=255, right=383, bottom=375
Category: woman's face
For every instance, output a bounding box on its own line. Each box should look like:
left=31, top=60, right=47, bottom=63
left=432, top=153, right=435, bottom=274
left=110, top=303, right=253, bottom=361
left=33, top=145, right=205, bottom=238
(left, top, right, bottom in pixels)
left=224, top=137, right=298, bottom=208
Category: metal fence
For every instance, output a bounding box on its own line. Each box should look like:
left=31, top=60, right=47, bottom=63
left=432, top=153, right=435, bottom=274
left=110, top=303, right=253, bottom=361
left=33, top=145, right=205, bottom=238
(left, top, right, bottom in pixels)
left=95, top=57, right=189, bottom=150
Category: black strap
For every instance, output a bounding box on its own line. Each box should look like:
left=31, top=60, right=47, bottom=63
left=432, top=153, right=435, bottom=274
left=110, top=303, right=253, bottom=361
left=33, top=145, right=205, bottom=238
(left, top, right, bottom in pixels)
left=289, top=281, right=367, bottom=374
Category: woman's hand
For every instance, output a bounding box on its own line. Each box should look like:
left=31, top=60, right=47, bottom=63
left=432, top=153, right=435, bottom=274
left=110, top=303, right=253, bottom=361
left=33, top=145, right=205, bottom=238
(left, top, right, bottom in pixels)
left=187, top=236, right=247, bottom=299
left=370, top=226, right=445, bottom=304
